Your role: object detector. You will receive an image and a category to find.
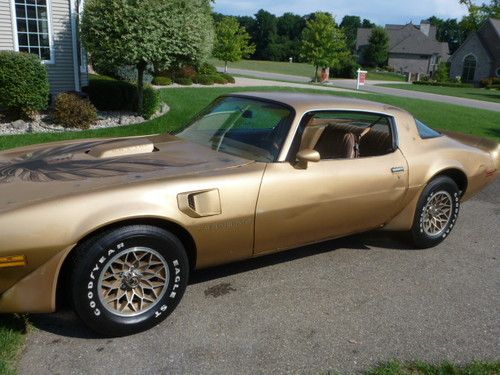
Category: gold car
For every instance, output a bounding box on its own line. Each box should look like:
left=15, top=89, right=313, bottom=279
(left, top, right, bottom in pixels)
left=0, top=92, right=498, bottom=336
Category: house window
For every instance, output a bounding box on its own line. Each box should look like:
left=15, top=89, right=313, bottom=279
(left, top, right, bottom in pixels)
left=461, top=55, right=476, bottom=82
left=496, top=67, right=500, bottom=78
left=13, top=0, right=53, bottom=63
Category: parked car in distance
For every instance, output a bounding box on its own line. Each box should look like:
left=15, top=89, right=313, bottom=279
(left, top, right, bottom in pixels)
left=0, top=92, right=498, bottom=336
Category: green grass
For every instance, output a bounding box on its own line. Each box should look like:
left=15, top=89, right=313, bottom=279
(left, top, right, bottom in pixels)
left=1, top=85, right=499, bottom=152
left=379, top=83, right=500, bottom=104
left=209, top=58, right=406, bottom=81
left=0, top=315, right=27, bottom=375
left=323, top=360, right=500, bottom=375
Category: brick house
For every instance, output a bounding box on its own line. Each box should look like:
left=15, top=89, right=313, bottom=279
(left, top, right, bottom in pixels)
left=449, top=18, right=500, bottom=83
left=356, top=21, right=449, bottom=76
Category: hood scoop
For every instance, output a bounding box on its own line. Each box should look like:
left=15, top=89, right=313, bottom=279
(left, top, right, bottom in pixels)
left=87, top=138, right=155, bottom=158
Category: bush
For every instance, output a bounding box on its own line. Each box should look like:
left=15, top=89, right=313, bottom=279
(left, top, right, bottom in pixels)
left=198, top=62, right=218, bottom=75
left=152, top=76, right=172, bottom=86
left=174, top=65, right=197, bottom=79
left=219, top=73, right=235, bottom=83
left=330, top=56, right=360, bottom=78
left=54, top=92, right=97, bottom=129
left=142, top=86, right=160, bottom=119
left=433, top=62, right=450, bottom=83
left=0, top=51, right=49, bottom=119
left=174, top=77, right=193, bottom=85
left=414, top=81, right=473, bottom=88
left=194, top=74, right=215, bottom=85
left=480, top=77, right=500, bottom=88
left=212, top=73, right=228, bottom=84
left=83, top=75, right=161, bottom=118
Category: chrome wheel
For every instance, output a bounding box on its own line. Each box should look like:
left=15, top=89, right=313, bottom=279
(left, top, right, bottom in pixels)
left=97, top=247, right=169, bottom=317
left=422, top=191, right=453, bottom=236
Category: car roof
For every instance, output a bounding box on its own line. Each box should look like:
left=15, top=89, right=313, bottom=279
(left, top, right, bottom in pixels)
left=230, top=91, right=408, bottom=116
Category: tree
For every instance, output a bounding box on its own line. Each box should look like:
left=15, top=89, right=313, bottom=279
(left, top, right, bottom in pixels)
left=427, top=16, right=464, bottom=54
left=340, top=15, right=362, bottom=52
left=459, top=0, right=500, bottom=33
left=364, top=27, right=389, bottom=68
left=300, top=12, right=348, bottom=81
left=81, top=0, right=214, bottom=111
left=213, top=17, right=255, bottom=72
left=361, top=19, right=376, bottom=28
left=252, top=9, right=278, bottom=59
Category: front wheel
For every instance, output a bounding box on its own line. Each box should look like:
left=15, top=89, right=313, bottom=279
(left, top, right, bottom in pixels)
left=410, top=176, right=460, bottom=248
left=70, top=225, right=189, bottom=336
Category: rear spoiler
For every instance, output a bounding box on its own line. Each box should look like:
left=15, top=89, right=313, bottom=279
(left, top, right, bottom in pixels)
left=442, top=130, right=500, bottom=171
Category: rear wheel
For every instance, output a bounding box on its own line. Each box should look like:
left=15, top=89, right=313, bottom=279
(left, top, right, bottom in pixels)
left=410, top=176, right=460, bottom=248
left=70, top=225, right=188, bottom=336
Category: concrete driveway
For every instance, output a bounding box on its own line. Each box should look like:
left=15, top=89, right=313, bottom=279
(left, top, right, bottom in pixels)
left=19, top=179, right=499, bottom=375
left=221, top=67, right=500, bottom=112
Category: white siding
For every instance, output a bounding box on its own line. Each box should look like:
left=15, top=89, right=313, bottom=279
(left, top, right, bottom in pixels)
left=46, top=0, right=77, bottom=95
left=0, top=0, right=15, bottom=50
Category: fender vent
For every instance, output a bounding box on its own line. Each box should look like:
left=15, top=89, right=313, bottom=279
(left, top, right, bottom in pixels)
left=178, top=189, right=221, bottom=218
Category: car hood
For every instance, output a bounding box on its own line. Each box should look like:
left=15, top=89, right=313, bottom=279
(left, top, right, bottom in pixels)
left=0, top=134, right=252, bottom=213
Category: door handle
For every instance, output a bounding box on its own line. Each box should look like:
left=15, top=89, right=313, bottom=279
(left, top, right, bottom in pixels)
left=391, top=166, right=405, bottom=173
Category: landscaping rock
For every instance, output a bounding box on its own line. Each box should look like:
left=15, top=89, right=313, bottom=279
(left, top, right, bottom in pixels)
left=10, top=119, right=29, bottom=130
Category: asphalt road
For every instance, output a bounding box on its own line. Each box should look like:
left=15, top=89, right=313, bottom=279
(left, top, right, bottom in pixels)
left=221, top=67, right=500, bottom=112
left=19, top=179, right=499, bottom=375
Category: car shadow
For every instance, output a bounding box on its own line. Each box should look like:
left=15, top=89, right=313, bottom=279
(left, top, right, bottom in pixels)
left=26, top=230, right=414, bottom=339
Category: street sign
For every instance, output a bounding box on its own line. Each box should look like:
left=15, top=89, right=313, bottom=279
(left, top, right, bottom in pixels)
left=356, top=68, right=368, bottom=90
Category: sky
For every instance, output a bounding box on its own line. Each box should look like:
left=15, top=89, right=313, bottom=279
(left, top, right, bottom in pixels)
left=213, top=0, right=480, bottom=25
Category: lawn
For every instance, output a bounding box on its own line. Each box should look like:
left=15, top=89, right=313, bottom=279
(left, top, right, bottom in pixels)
left=379, top=83, right=500, bottom=104
left=209, top=58, right=406, bottom=81
left=0, top=315, right=27, bottom=375
left=1, top=85, right=498, bottom=152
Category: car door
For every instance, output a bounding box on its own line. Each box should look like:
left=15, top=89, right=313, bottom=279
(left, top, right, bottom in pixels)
left=254, top=111, right=409, bottom=254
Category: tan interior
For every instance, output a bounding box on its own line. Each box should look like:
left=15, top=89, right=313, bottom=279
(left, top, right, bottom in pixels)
left=300, top=118, right=393, bottom=159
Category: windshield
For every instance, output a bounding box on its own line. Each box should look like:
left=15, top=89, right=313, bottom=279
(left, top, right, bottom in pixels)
left=175, top=96, right=294, bottom=162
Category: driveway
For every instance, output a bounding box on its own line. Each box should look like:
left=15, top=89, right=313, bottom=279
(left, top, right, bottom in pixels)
left=19, top=179, right=499, bottom=375
left=220, top=67, right=500, bottom=112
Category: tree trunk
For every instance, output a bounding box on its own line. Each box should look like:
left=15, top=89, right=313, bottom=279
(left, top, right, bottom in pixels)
left=224, top=61, right=228, bottom=73
left=137, top=61, right=147, bottom=112
left=314, top=65, right=319, bottom=82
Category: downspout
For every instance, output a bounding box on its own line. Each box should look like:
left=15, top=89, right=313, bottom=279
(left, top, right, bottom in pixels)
left=69, top=0, right=80, bottom=91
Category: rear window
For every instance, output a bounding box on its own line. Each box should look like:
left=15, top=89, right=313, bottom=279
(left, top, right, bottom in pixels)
left=415, top=119, right=441, bottom=139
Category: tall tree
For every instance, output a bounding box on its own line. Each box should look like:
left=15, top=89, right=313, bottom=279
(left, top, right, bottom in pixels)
left=82, top=0, right=214, bottom=110
left=213, top=17, right=255, bottom=72
left=361, top=19, right=376, bottom=28
left=427, top=16, right=464, bottom=54
left=300, top=12, right=348, bottom=81
left=252, top=9, right=278, bottom=59
left=364, top=27, right=389, bottom=67
left=340, top=15, right=362, bottom=52
left=459, top=0, right=500, bottom=33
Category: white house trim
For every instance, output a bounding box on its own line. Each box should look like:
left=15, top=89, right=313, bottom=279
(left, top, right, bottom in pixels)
left=69, top=0, right=80, bottom=91
left=9, top=0, right=56, bottom=64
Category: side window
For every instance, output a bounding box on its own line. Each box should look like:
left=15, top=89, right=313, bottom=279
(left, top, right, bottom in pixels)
left=415, top=119, right=441, bottom=139
left=299, top=111, right=395, bottom=160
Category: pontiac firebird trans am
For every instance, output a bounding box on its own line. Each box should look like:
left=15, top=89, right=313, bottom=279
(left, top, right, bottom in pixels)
left=0, top=92, right=498, bottom=336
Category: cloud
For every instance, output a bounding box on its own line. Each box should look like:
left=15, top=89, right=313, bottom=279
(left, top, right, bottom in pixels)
left=213, top=0, right=472, bottom=24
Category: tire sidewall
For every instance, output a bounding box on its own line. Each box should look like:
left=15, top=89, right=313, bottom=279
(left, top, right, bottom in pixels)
left=413, top=177, right=460, bottom=248
left=72, top=226, right=188, bottom=336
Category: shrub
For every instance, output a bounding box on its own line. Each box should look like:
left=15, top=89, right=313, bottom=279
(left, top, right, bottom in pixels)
left=219, top=73, right=235, bottom=83
left=194, top=74, right=215, bottom=85
left=83, top=75, right=161, bottom=118
left=212, top=73, right=228, bottom=84
left=198, top=62, right=218, bottom=75
left=433, top=62, right=450, bottom=83
left=141, top=86, right=160, bottom=119
left=414, top=81, right=473, bottom=88
left=330, top=56, right=360, bottom=78
left=174, top=65, right=197, bottom=79
left=174, top=77, right=193, bottom=85
left=480, top=77, right=500, bottom=88
left=152, top=76, right=172, bottom=86
left=0, top=51, right=49, bottom=119
left=54, top=92, right=97, bottom=130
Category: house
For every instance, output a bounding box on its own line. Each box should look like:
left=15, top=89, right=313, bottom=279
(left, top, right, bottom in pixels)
left=0, top=0, right=88, bottom=97
left=356, top=21, right=449, bottom=76
left=449, top=18, right=500, bottom=83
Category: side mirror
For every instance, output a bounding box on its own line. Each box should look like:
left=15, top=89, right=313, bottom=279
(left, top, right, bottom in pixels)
left=296, top=148, right=320, bottom=169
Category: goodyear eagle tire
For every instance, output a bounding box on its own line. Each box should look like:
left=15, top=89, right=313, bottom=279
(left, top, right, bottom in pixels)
left=411, top=176, right=460, bottom=248
left=70, top=225, right=188, bottom=337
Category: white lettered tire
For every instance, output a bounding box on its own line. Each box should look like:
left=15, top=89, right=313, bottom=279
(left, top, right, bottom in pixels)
left=70, top=225, right=188, bottom=336
left=411, top=176, right=460, bottom=248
